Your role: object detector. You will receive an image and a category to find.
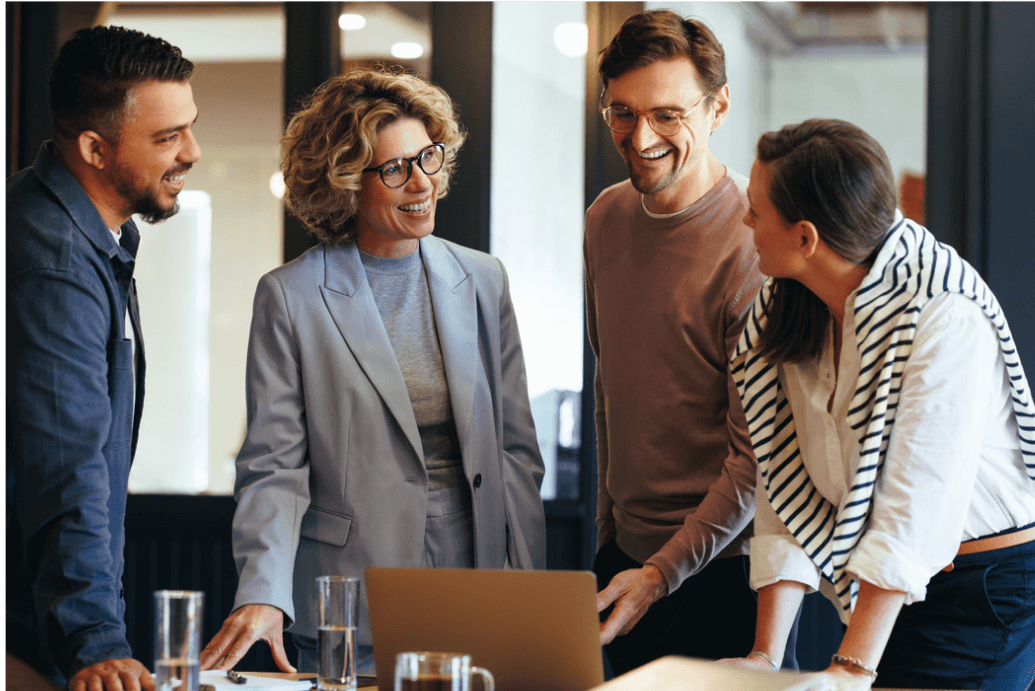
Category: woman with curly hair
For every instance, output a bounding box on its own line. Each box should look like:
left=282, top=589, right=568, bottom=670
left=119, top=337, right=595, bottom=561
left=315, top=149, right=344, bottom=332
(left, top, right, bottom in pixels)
left=200, top=67, right=546, bottom=676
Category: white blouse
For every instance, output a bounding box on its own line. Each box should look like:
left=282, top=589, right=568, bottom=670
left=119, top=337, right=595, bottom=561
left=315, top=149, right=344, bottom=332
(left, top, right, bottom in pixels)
left=750, top=291, right=1035, bottom=606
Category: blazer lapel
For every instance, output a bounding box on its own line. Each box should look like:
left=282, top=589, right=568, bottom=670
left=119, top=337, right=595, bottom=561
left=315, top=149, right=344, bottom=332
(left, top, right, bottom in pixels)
left=319, top=243, right=424, bottom=462
left=421, top=237, right=477, bottom=462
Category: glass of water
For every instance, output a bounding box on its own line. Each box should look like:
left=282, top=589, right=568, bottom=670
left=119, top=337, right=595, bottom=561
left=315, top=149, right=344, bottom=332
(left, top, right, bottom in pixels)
left=154, top=590, right=204, bottom=691
left=316, top=576, right=360, bottom=691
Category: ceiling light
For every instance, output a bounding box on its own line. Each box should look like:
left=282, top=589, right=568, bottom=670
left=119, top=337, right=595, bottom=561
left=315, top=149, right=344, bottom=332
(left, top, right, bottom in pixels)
left=554, top=22, right=588, bottom=58
left=338, top=13, right=366, bottom=31
left=391, top=42, right=424, bottom=59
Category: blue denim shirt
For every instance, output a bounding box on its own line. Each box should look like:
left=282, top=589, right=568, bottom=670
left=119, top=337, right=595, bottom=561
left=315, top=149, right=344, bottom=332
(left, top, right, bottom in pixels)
left=7, top=143, right=146, bottom=683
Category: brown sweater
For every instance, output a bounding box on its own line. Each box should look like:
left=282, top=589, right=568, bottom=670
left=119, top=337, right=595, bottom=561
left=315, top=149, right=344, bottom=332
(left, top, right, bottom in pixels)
left=584, top=173, right=765, bottom=594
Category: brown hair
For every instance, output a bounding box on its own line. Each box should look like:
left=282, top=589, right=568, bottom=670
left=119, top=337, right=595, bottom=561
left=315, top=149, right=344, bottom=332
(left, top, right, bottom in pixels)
left=599, top=10, right=726, bottom=98
left=281, top=67, right=465, bottom=244
left=754, top=118, right=897, bottom=363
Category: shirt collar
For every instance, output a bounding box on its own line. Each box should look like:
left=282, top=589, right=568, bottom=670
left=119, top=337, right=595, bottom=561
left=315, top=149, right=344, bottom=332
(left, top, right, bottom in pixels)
left=33, top=141, right=141, bottom=260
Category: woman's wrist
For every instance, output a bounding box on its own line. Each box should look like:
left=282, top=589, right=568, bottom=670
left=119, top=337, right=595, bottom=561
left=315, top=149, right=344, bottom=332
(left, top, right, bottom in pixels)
left=748, top=650, right=779, bottom=672
left=830, top=654, right=877, bottom=680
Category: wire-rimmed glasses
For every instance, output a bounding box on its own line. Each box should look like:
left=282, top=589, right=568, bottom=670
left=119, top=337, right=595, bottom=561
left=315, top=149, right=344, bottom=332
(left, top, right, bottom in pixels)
left=600, top=91, right=713, bottom=137
left=363, top=142, right=445, bottom=188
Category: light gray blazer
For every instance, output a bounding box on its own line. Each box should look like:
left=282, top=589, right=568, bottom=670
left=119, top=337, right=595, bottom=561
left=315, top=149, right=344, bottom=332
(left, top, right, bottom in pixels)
left=230, top=235, right=547, bottom=644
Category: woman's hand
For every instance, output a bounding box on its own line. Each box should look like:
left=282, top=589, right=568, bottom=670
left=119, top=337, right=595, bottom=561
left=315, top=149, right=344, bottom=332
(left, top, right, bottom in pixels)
left=714, top=654, right=778, bottom=672
left=200, top=604, right=295, bottom=673
left=822, top=665, right=874, bottom=691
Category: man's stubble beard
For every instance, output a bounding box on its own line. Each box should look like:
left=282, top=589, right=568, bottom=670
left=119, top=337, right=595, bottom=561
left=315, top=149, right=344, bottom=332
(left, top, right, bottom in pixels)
left=628, top=163, right=679, bottom=196
left=112, top=161, right=182, bottom=225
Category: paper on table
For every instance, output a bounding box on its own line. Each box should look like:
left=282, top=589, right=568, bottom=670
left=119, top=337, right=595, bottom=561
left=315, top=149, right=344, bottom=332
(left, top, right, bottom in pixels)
left=199, top=671, right=313, bottom=691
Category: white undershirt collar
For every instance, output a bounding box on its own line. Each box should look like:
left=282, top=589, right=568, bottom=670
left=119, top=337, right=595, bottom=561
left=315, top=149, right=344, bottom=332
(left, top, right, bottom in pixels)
left=639, top=193, right=694, bottom=220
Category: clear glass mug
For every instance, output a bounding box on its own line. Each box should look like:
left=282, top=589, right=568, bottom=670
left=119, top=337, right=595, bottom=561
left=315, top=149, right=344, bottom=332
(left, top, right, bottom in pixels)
left=394, top=652, right=495, bottom=691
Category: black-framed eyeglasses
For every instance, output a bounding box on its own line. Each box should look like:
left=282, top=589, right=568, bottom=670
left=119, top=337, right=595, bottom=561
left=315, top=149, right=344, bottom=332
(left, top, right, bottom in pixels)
left=363, top=142, right=445, bottom=188
left=600, top=91, right=713, bottom=137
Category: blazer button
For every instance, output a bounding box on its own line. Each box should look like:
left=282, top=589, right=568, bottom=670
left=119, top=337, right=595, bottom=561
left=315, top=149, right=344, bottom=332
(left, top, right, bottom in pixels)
left=472, top=474, right=482, bottom=488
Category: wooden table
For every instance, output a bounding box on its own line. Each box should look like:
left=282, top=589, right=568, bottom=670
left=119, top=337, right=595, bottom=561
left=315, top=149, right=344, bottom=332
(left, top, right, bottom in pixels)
left=1, top=656, right=958, bottom=691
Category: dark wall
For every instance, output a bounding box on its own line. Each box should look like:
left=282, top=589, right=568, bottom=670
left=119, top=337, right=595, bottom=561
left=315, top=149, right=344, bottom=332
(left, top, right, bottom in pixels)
left=428, top=2, right=493, bottom=254
left=6, top=2, right=57, bottom=175
left=983, top=4, right=1035, bottom=370
left=927, top=2, right=1035, bottom=369
left=124, top=495, right=296, bottom=672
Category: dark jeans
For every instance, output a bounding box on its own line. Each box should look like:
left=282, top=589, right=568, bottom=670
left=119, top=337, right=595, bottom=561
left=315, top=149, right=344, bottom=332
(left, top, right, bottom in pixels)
left=593, top=538, right=799, bottom=677
left=875, top=538, right=1035, bottom=690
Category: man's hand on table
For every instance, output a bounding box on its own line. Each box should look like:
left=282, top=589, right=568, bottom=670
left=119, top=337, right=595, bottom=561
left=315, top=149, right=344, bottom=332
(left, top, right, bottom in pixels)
left=68, top=658, right=154, bottom=691
left=596, top=564, right=668, bottom=645
left=200, top=604, right=295, bottom=673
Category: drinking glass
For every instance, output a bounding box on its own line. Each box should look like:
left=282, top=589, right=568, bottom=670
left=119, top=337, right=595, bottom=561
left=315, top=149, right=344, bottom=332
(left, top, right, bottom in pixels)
left=316, top=576, right=361, bottom=691
left=154, top=590, right=204, bottom=691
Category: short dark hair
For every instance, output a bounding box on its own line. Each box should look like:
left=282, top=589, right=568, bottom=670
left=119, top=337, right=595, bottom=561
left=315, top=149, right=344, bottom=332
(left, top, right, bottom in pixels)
left=49, top=25, right=195, bottom=146
left=754, top=118, right=898, bottom=363
left=281, top=67, right=465, bottom=245
left=599, top=10, right=726, bottom=97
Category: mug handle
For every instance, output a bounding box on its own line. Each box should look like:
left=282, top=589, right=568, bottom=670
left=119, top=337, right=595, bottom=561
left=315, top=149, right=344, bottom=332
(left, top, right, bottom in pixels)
left=471, top=666, right=495, bottom=691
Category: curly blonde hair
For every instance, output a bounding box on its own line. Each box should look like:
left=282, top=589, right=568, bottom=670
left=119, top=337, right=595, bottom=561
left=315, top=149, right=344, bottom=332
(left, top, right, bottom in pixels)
left=281, top=67, right=466, bottom=244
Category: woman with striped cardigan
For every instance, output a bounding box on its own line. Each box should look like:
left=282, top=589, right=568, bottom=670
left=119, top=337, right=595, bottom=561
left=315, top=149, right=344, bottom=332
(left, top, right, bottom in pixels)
left=721, top=119, right=1035, bottom=689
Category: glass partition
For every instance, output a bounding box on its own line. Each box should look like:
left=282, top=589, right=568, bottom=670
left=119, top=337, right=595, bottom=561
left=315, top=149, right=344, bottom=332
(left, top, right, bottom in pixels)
left=491, top=2, right=587, bottom=501
left=110, top=4, right=286, bottom=494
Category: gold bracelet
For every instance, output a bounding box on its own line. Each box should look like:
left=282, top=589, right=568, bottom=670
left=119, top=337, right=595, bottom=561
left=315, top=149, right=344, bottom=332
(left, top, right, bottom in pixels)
left=831, top=654, right=878, bottom=680
left=748, top=650, right=779, bottom=672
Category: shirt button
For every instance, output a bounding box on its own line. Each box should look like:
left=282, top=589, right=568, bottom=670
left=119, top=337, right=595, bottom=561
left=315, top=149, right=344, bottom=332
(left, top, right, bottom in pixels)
left=472, top=474, right=482, bottom=488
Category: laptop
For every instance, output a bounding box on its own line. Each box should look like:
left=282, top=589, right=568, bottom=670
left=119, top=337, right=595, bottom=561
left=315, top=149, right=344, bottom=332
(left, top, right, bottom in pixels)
left=589, top=656, right=830, bottom=691
left=365, top=567, right=605, bottom=691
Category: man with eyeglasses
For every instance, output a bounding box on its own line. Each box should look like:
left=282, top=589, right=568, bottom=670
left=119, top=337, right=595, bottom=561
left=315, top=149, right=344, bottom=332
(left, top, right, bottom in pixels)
left=585, top=10, right=795, bottom=676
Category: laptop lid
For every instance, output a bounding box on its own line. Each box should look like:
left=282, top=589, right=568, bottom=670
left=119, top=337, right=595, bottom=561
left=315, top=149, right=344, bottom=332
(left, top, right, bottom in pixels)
left=366, top=567, right=605, bottom=691
left=589, top=656, right=830, bottom=691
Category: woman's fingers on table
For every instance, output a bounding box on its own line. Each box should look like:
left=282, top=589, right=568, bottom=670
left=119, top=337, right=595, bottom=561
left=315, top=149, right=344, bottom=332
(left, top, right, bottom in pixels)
left=200, top=605, right=293, bottom=672
left=714, top=656, right=772, bottom=671
left=266, top=628, right=296, bottom=674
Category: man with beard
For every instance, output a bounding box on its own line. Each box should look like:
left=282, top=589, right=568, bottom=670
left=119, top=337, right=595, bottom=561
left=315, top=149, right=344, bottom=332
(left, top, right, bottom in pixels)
left=585, top=10, right=795, bottom=675
left=7, top=25, right=199, bottom=691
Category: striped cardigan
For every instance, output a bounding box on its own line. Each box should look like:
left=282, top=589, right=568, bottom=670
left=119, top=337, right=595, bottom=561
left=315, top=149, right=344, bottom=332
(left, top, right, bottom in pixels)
left=730, top=215, right=1035, bottom=618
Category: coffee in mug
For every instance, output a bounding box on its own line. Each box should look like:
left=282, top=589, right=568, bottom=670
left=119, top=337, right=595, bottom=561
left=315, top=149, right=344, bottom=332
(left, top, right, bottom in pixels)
left=394, top=652, right=494, bottom=691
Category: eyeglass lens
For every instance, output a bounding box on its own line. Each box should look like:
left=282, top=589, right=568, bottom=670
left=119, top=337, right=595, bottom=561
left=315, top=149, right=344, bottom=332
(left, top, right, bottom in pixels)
left=603, top=107, right=685, bottom=136
left=380, top=145, right=445, bottom=188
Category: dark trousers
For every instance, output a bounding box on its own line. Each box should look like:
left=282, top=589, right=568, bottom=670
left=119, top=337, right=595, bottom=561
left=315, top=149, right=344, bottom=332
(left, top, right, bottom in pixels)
left=593, top=538, right=799, bottom=677
left=875, top=539, right=1035, bottom=690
